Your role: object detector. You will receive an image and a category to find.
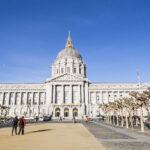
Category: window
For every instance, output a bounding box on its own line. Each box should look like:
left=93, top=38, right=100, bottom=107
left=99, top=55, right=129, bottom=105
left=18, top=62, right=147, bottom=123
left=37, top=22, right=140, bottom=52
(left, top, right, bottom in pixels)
left=73, top=108, right=78, bottom=117
left=61, top=68, right=64, bottom=73
left=79, top=66, right=81, bottom=74
left=64, top=108, right=69, bottom=117
left=74, top=68, right=76, bottom=73
left=67, top=67, right=70, bottom=73
left=57, top=69, right=59, bottom=74
left=55, top=108, right=60, bottom=117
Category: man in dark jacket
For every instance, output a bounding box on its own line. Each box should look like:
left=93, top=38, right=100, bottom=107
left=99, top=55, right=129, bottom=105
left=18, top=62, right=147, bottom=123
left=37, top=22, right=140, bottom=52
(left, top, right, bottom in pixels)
left=18, top=116, right=26, bottom=135
left=12, top=116, right=18, bottom=136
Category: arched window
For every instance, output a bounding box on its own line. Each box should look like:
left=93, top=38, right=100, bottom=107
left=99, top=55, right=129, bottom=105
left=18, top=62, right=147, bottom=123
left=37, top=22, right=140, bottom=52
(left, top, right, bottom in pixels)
left=64, top=108, right=69, bottom=117
left=55, top=108, right=60, bottom=117
left=73, top=108, right=78, bottom=117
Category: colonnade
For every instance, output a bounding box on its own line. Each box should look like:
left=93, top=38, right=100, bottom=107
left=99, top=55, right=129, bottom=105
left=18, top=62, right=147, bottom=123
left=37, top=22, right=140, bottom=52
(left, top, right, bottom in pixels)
left=50, top=84, right=85, bottom=104
left=0, top=91, right=46, bottom=106
left=89, top=90, right=131, bottom=104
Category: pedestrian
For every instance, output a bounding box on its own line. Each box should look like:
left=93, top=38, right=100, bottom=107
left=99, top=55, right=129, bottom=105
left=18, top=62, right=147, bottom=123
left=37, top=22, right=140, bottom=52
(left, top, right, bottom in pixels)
left=12, top=116, right=18, bottom=136
left=35, top=116, right=38, bottom=122
left=59, top=116, right=62, bottom=122
left=85, top=116, right=89, bottom=123
left=18, top=116, right=26, bottom=135
left=72, top=116, right=76, bottom=123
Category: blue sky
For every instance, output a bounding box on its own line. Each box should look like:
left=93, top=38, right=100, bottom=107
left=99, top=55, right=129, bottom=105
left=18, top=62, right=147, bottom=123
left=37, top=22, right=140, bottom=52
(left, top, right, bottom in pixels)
left=0, top=0, right=150, bottom=83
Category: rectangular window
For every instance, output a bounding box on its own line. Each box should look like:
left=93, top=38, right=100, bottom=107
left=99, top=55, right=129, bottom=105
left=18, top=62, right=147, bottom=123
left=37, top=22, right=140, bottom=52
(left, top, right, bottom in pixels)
left=67, top=67, right=70, bottom=73
left=61, top=68, right=64, bottom=73
left=57, top=69, right=59, bottom=74
left=74, top=68, right=76, bottom=73
left=79, top=68, right=81, bottom=74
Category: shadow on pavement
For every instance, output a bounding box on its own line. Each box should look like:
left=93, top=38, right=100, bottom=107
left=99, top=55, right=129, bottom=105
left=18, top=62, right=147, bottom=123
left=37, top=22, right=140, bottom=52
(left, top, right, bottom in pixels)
left=26, top=129, right=52, bottom=134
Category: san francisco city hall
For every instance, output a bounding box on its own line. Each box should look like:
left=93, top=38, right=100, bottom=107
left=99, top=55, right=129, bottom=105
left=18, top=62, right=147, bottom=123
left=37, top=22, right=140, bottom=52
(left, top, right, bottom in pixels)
left=0, top=34, right=150, bottom=119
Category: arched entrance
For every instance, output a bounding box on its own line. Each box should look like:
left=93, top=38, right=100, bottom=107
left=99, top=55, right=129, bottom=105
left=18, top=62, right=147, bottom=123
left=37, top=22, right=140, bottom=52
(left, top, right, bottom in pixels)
left=73, top=108, right=78, bottom=117
left=55, top=108, right=60, bottom=117
left=64, top=108, right=69, bottom=117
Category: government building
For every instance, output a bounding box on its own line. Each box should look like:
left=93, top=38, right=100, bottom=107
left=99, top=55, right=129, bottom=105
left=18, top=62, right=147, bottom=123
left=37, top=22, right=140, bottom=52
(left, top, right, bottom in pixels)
left=0, top=33, right=150, bottom=119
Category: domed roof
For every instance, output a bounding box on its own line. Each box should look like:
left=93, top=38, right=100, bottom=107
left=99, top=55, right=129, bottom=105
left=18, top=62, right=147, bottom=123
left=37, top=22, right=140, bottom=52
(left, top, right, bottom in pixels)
left=57, top=47, right=82, bottom=59
left=56, top=32, right=82, bottom=59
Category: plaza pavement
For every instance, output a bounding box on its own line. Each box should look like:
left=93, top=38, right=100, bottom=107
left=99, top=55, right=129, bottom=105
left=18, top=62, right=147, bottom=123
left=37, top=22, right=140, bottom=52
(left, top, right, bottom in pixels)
left=83, top=121, right=150, bottom=150
left=0, top=123, right=105, bottom=150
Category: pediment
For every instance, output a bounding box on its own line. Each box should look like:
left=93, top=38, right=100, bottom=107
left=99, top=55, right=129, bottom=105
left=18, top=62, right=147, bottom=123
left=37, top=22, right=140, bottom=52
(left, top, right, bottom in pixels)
left=47, top=74, right=85, bottom=82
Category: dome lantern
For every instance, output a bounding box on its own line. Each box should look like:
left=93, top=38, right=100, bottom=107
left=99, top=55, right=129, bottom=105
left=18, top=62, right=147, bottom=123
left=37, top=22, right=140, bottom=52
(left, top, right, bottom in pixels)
left=66, top=32, right=73, bottom=48
left=56, top=32, right=82, bottom=60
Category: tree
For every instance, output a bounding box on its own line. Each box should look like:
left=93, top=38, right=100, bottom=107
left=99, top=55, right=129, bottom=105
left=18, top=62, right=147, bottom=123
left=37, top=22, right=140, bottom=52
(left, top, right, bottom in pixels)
left=130, top=91, right=149, bottom=132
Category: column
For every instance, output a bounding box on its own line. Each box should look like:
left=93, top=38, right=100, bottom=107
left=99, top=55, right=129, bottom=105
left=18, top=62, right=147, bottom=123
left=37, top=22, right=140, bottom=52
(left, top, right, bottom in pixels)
left=113, top=91, right=115, bottom=102
left=0, top=92, right=3, bottom=105
left=81, top=85, right=84, bottom=104
left=49, top=85, right=52, bottom=104
left=7, top=92, right=11, bottom=106
left=20, top=92, right=23, bottom=105
left=25, top=92, right=28, bottom=106
left=31, top=92, right=34, bottom=107
left=89, top=92, right=91, bottom=104
left=80, top=85, right=82, bottom=103
left=62, top=85, right=64, bottom=104
left=51, top=85, right=53, bottom=104
left=70, top=85, right=73, bottom=104
left=105, top=91, right=108, bottom=103
left=14, top=92, right=16, bottom=106
left=2, top=92, right=5, bottom=105
left=59, top=63, right=60, bottom=75
left=44, top=92, right=46, bottom=104
left=38, top=92, right=40, bottom=106
left=101, top=91, right=103, bottom=104
left=95, top=92, right=97, bottom=104
left=78, top=85, right=81, bottom=104
left=10, top=93, right=14, bottom=105
left=53, top=85, right=56, bottom=104
left=108, top=91, right=110, bottom=103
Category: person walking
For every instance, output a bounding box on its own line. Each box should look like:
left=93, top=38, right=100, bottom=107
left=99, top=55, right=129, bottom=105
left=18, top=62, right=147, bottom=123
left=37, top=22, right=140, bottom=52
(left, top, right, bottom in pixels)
left=59, top=116, right=62, bottom=122
left=12, top=116, right=18, bottom=136
left=72, top=116, right=76, bottom=123
left=18, top=116, right=26, bottom=135
left=85, top=116, right=89, bottom=123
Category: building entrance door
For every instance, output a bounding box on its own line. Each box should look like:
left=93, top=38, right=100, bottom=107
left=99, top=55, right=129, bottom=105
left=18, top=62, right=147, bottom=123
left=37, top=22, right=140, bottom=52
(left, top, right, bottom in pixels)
left=73, top=108, right=78, bottom=117
left=64, top=108, right=69, bottom=117
left=55, top=108, right=60, bottom=117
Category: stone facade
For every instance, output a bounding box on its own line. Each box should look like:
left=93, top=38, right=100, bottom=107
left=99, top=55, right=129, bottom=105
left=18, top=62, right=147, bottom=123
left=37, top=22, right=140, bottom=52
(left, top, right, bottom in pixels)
left=0, top=34, right=150, bottom=119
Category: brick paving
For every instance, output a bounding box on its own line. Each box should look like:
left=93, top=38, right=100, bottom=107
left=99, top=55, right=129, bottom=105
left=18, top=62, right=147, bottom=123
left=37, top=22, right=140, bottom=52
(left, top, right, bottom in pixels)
left=83, top=121, right=150, bottom=150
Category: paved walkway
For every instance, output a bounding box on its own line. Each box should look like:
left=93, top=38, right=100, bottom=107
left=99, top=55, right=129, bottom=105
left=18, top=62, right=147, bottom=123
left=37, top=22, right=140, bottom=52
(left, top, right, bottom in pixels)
left=83, top=121, right=150, bottom=150
left=0, top=123, right=105, bottom=150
